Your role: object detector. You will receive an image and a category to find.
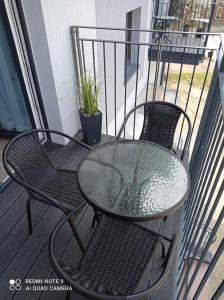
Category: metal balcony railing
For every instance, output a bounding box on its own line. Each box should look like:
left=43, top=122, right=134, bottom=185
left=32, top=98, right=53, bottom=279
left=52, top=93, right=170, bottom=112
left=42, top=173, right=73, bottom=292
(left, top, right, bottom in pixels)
left=71, top=26, right=221, bottom=156
left=152, top=0, right=216, bottom=34
left=176, top=36, right=224, bottom=299
left=71, top=26, right=224, bottom=299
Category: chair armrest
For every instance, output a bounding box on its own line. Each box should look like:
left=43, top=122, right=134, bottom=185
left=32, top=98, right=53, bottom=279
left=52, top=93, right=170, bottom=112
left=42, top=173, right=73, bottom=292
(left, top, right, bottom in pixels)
left=49, top=204, right=86, bottom=270
left=132, top=234, right=178, bottom=299
left=7, top=171, right=80, bottom=212
left=33, top=129, right=93, bottom=150
left=144, top=234, right=178, bottom=297
left=116, top=103, right=146, bottom=140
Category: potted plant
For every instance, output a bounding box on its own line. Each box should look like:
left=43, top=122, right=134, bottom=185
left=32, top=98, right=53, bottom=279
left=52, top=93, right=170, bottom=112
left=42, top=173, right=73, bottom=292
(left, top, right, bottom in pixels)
left=78, top=74, right=102, bottom=145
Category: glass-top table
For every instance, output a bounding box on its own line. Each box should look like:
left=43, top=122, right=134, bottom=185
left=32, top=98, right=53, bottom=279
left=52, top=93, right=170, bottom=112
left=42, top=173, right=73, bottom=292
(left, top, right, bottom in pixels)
left=77, top=140, right=190, bottom=221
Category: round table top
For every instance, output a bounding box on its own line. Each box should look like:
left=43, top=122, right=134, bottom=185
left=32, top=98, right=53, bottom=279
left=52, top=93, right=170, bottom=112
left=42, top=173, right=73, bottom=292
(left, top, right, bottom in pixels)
left=77, top=140, right=190, bottom=221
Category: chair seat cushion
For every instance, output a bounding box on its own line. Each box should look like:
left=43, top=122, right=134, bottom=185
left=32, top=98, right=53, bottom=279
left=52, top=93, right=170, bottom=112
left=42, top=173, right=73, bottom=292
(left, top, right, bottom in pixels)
left=63, top=216, right=161, bottom=296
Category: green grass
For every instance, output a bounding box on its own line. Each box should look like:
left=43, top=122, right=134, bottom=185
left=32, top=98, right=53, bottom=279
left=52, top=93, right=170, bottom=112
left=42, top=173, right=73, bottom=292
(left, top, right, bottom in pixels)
left=78, top=75, right=99, bottom=116
left=167, top=72, right=212, bottom=89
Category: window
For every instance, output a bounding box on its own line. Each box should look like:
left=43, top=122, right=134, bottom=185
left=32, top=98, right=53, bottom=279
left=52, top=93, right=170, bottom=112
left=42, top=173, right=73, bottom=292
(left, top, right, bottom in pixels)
left=126, top=11, right=133, bottom=66
left=125, top=8, right=141, bottom=81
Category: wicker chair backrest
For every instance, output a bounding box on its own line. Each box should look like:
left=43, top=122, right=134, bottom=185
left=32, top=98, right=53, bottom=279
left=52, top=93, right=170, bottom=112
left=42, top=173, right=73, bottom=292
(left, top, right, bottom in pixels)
left=139, top=102, right=181, bottom=150
left=6, top=132, right=54, bottom=187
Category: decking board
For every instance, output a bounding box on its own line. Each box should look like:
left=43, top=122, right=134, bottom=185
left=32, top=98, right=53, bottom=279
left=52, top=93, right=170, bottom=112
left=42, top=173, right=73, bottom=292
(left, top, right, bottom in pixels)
left=0, top=201, right=49, bottom=275
left=16, top=206, right=88, bottom=300
left=0, top=183, right=24, bottom=219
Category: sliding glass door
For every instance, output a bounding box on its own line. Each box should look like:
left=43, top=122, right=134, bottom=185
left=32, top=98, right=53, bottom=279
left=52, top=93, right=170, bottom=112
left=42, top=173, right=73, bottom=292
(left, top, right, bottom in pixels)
left=0, top=2, right=35, bottom=185
left=0, top=7, right=33, bottom=135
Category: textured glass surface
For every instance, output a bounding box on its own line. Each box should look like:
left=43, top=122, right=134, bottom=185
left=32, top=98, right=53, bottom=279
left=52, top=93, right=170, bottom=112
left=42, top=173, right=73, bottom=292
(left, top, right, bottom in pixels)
left=78, top=141, right=189, bottom=219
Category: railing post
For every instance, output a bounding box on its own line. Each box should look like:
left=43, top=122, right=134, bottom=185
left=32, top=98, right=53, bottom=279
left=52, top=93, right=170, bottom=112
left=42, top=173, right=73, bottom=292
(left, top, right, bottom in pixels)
left=71, top=26, right=85, bottom=108
left=70, top=26, right=83, bottom=106
left=218, top=34, right=224, bottom=114
left=75, top=26, right=84, bottom=77
left=152, top=35, right=162, bottom=101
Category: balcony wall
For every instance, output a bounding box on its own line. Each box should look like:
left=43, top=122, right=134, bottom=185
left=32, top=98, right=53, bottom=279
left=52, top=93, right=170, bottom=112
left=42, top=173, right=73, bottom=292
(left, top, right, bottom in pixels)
left=20, top=0, right=152, bottom=138
left=19, top=0, right=63, bottom=136
left=40, top=0, right=98, bottom=136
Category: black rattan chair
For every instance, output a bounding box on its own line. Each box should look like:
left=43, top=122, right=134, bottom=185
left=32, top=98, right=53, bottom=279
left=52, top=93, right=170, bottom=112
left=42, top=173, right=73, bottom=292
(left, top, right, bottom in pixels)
left=49, top=209, right=177, bottom=300
left=2, top=129, right=92, bottom=252
left=116, top=101, right=192, bottom=161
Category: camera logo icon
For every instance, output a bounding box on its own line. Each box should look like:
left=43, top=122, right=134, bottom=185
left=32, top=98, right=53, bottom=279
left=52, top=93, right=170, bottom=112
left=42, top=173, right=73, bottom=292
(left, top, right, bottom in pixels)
left=9, top=279, right=21, bottom=291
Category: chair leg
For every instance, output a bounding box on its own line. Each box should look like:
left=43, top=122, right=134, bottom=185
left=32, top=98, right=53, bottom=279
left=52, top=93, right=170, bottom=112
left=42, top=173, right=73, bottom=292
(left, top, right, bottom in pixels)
left=91, top=215, right=96, bottom=228
left=91, top=208, right=101, bottom=228
left=68, top=218, right=85, bottom=254
left=161, top=242, right=166, bottom=259
left=26, top=196, right=33, bottom=235
left=91, top=214, right=98, bottom=228
left=65, top=290, right=71, bottom=300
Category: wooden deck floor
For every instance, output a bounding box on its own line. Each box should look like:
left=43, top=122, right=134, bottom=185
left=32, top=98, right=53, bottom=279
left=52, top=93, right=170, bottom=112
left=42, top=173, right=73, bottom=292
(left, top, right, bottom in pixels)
left=0, top=132, right=184, bottom=300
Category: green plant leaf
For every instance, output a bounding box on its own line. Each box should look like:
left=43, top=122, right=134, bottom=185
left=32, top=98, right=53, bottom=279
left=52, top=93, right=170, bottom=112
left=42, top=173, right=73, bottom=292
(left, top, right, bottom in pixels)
left=78, top=74, right=99, bottom=116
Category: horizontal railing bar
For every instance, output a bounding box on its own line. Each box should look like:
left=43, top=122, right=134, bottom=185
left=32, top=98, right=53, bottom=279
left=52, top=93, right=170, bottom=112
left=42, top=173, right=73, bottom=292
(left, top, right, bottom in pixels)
left=76, top=37, right=218, bottom=51
left=71, top=25, right=221, bottom=37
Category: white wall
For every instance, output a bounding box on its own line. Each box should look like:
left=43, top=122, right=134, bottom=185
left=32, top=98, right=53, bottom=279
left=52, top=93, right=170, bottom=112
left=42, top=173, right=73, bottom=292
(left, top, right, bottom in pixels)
left=94, top=0, right=152, bottom=135
left=39, top=0, right=97, bottom=136
left=21, top=0, right=64, bottom=136
left=21, top=0, right=153, bottom=138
